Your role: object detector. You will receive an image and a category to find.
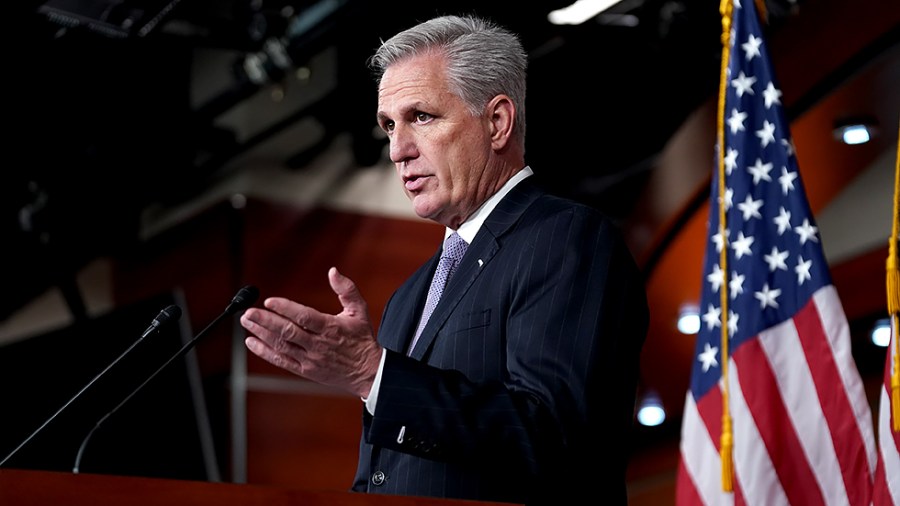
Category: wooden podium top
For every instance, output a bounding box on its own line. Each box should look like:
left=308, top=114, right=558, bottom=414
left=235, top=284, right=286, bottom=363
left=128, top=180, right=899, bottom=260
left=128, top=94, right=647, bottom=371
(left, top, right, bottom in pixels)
left=0, top=469, right=517, bottom=506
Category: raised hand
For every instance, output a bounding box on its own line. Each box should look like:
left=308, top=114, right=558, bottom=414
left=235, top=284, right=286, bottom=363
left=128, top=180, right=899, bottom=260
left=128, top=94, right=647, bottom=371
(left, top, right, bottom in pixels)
left=240, top=267, right=383, bottom=398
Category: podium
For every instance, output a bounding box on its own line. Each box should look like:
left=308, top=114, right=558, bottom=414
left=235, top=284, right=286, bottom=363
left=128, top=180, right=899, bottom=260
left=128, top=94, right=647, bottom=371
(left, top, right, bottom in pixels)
left=0, top=469, right=517, bottom=506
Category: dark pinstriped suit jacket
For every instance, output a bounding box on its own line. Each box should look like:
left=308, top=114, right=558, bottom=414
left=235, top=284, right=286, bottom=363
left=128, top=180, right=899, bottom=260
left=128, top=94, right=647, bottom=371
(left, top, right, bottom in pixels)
left=351, top=177, right=649, bottom=505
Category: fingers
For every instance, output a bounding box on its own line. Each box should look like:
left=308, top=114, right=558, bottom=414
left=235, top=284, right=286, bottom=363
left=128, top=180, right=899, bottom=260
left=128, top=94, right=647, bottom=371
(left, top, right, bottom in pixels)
left=244, top=335, right=304, bottom=376
left=238, top=273, right=380, bottom=397
left=328, top=267, right=369, bottom=318
left=251, top=268, right=368, bottom=328
left=260, top=297, right=329, bottom=335
left=240, top=306, right=308, bottom=357
left=241, top=308, right=312, bottom=377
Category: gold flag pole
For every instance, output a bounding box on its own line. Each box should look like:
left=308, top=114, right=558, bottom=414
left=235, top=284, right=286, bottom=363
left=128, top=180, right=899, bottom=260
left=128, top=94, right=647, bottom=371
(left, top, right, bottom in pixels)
left=889, top=122, right=900, bottom=431
left=716, top=0, right=734, bottom=492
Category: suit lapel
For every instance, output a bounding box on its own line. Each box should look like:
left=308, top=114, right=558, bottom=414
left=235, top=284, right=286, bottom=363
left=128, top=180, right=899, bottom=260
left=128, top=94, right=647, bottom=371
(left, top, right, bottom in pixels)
left=380, top=252, right=440, bottom=354
left=407, top=234, right=498, bottom=360
left=408, top=178, right=545, bottom=360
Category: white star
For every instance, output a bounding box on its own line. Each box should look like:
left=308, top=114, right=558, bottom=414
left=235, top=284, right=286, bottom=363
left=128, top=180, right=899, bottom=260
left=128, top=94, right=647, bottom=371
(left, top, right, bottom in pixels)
left=778, top=167, right=797, bottom=195
left=754, top=283, right=782, bottom=309
left=737, top=194, right=763, bottom=220
left=698, top=342, right=719, bottom=373
left=763, top=82, right=782, bottom=109
left=731, top=231, right=754, bottom=259
left=727, top=108, right=748, bottom=134
left=763, top=246, right=789, bottom=272
left=755, top=120, right=776, bottom=148
left=724, top=147, right=739, bottom=176
left=774, top=207, right=792, bottom=235
left=747, top=158, right=774, bottom=184
left=795, top=255, right=812, bottom=285
left=712, top=227, right=730, bottom=253
left=724, top=187, right=734, bottom=210
left=728, top=310, right=739, bottom=338
left=731, top=71, right=757, bottom=98
left=742, top=34, right=763, bottom=61
left=734, top=0, right=742, bottom=7
left=707, top=263, right=725, bottom=293
left=781, top=138, right=796, bottom=157
left=702, top=304, right=722, bottom=330
left=729, top=270, right=746, bottom=299
left=794, top=218, right=819, bottom=244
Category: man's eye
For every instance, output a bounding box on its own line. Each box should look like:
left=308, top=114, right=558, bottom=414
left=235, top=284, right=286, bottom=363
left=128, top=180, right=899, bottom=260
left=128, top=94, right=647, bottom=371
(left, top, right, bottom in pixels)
left=415, top=112, right=431, bottom=123
left=383, top=120, right=395, bottom=132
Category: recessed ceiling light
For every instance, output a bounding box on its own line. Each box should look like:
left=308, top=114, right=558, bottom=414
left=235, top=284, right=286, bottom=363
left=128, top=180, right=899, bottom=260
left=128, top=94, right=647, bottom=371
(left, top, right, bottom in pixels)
left=548, top=0, right=626, bottom=25
left=636, top=391, right=666, bottom=427
left=677, top=304, right=700, bottom=334
left=833, top=118, right=878, bottom=145
left=871, top=318, right=891, bottom=347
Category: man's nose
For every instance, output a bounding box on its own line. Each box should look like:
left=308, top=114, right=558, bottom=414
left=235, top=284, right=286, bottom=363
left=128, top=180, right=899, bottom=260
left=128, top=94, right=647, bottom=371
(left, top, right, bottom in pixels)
left=389, top=123, right=417, bottom=163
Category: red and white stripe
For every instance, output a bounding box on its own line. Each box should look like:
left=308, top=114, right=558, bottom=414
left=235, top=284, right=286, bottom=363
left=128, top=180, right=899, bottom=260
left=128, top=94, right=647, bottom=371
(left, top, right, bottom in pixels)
left=873, top=317, right=900, bottom=506
left=678, top=286, right=877, bottom=505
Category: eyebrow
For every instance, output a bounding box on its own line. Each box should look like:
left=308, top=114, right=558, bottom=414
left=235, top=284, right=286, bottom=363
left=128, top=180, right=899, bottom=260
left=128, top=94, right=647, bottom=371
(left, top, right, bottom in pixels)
left=376, top=100, right=431, bottom=125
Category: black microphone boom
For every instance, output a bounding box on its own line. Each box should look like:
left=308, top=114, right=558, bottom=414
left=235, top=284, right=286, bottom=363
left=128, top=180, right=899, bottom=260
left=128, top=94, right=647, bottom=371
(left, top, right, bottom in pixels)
left=72, top=285, right=259, bottom=473
left=0, top=304, right=182, bottom=467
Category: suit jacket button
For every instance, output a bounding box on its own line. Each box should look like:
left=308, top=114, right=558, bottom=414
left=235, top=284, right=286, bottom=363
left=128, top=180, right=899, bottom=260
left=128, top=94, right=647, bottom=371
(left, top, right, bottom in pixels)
left=371, top=470, right=385, bottom=486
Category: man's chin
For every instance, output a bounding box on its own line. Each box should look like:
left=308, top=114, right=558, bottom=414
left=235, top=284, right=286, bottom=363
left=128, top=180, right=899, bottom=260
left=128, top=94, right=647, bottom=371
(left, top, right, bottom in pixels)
left=411, top=197, right=434, bottom=217
left=411, top=199, right=445, bottom=225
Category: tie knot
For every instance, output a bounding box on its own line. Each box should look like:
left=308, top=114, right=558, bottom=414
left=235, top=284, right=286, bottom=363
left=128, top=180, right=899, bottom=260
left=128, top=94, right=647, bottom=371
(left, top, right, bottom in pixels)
left=443, top=233, right=468, bottom=262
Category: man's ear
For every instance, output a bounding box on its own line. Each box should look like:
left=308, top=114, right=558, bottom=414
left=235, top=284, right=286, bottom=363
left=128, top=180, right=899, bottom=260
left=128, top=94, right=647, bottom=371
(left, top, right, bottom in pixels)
left=486, top=94, right=516, bottom=151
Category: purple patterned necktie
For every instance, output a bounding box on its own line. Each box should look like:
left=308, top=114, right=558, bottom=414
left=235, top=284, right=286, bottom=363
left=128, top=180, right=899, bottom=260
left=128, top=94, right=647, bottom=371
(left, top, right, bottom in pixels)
left=407, top=232, right=468, bottom=355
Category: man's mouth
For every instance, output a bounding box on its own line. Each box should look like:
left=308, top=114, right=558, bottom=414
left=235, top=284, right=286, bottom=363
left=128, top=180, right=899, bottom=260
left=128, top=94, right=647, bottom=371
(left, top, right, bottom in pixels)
left=404, top=175, right=430, bottom=192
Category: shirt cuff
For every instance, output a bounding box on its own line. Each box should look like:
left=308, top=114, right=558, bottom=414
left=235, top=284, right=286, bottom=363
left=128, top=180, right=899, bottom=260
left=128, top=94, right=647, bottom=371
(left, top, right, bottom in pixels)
left=361, top=348, right=387, bottom=415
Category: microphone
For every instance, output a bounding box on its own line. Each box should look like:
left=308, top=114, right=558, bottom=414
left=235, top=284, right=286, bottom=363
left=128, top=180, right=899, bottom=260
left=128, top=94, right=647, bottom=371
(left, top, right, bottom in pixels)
left=142, top=304, right=183, bottom=338
left=228, top=285, right=259, bottom=314
left=0, top=304, right=182, bottom=467
left=72, top=285, right=259, bottom=473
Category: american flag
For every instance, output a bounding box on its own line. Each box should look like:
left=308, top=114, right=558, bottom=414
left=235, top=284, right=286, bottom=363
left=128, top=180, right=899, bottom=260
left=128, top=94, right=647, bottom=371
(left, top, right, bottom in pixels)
left=874, top=315, right=900, bottom=502
left=675, top=1, right=878, bottom=504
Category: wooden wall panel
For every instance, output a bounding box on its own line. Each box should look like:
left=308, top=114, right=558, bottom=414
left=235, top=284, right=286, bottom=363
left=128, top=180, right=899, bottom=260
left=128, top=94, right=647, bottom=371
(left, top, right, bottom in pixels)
left=245, top=388, right=362, bottom=490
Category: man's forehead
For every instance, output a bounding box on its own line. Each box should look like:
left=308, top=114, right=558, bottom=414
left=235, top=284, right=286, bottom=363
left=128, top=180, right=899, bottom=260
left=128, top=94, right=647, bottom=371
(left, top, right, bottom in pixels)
left=378, top=75, right=449, bottom=113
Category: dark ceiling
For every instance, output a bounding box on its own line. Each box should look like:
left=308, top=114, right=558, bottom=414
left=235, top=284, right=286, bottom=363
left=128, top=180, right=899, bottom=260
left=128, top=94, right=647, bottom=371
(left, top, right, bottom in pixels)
left=1, top=0, right=820, bottom=322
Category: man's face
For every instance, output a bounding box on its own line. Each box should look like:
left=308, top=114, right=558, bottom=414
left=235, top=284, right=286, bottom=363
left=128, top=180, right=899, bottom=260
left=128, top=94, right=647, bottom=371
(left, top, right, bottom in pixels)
left=376, top=53, right=495, bottom=229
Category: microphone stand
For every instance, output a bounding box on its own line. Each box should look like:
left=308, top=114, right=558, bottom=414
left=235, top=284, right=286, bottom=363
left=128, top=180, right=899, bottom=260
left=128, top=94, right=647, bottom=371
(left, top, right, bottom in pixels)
left=0, top=305, right=181, bottom=468
left=72, top=286, right=258, bottom=473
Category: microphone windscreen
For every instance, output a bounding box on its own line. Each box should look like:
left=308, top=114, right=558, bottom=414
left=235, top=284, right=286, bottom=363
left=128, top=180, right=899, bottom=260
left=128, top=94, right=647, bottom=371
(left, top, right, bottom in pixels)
left=159, top=304, right=182, bottom=323
left=153, top=304, right=182, bottom=327
left=230, top=285, right=259, bottom=311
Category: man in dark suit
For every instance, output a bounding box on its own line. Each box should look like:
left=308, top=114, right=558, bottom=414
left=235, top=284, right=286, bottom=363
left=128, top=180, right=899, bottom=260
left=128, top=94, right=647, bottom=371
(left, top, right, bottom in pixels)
left=239, top=14, right=649, bottom=505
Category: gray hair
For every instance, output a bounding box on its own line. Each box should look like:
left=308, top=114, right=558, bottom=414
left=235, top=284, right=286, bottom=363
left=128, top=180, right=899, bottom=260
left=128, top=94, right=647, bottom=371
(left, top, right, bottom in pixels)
left=368, top=15, right=528, bottom=145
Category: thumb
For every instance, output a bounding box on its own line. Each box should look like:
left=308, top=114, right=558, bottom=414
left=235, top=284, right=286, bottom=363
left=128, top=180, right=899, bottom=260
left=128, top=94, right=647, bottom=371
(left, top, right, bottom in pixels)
left=328, top=267, right=369, bottom=317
